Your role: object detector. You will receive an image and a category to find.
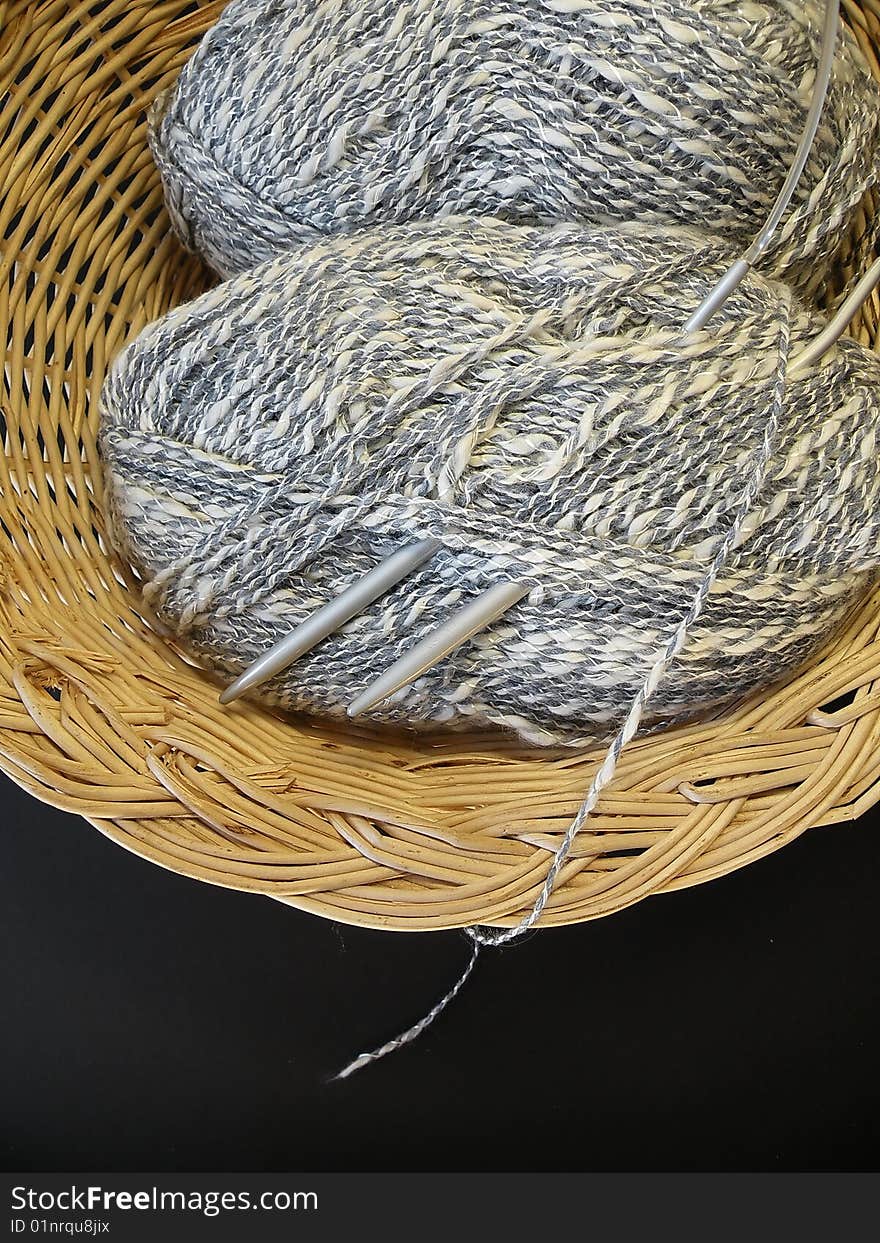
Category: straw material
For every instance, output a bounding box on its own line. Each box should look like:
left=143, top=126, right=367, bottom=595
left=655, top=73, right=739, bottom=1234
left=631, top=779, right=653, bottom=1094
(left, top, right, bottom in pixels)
left=1, top=0, right=879, bottom=932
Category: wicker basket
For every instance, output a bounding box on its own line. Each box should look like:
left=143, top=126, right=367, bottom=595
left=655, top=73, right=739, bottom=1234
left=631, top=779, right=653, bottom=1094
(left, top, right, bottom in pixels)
left=2, top=0, right=880, bottom=933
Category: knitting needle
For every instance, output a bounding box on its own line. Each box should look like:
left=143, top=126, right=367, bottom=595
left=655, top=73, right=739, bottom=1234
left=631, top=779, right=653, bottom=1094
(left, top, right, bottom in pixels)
left=218, top=537, right=441, bottom=703
left=346, top=0, right=843, bottom=717
left=684, top=0, right=840, bottom=332
left=347, top=257, right=880, bottom=720
left=220, top=0, right=842, bottom=714
left=347, top=581, right=530, bottom=717
left=791, top=255, right=880, bottom=374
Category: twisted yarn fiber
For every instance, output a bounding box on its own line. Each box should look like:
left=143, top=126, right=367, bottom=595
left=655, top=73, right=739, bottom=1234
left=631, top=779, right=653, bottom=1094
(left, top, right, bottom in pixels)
left=150, top=0, right=880, bottom=290
left=100, top=217, right=880, bottom=746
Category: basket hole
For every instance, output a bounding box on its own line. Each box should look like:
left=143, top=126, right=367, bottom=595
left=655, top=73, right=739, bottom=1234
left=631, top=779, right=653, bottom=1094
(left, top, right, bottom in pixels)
left=815, top=688, right=858, bottom=716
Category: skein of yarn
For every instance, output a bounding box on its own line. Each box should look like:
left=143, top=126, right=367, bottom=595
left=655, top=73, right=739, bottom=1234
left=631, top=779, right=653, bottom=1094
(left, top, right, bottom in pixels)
left=149, top=0, right=880, bottom=291
left=100, top=216, right=880, bottom=746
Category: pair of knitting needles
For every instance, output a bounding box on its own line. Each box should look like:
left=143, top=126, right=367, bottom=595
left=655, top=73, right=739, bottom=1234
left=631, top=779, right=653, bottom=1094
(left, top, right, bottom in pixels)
left=221, top=0, right=879, bottom=716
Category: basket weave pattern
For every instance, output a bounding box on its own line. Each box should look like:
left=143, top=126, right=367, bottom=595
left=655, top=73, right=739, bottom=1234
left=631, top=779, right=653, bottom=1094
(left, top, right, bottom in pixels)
left=1, top=0, right=880, bottom=931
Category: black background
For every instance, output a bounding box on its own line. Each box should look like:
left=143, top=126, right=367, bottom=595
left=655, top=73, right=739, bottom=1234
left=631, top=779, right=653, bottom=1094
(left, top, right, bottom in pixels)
left=2, top=770, right=878, bottom=1172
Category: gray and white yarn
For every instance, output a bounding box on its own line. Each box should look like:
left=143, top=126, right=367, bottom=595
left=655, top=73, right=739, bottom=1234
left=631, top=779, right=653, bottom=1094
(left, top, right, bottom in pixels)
left=100, top=216, right=880, bottom=748
left=150, top=0, right=880, bottom=292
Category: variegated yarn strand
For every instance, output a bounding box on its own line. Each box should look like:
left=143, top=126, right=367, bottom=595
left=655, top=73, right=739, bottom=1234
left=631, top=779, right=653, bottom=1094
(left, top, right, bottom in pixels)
left=333, top=295, right=794, bottom=1078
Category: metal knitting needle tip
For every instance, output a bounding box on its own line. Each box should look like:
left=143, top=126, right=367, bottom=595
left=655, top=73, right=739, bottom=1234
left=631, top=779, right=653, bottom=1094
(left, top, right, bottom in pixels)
left=683, top=0, right=840, bottom=334
left=347, top=579, right=530, bottom=718
left=791, top=255, right=880, bottom=375
left=219, top=537, right=442, bottom=705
